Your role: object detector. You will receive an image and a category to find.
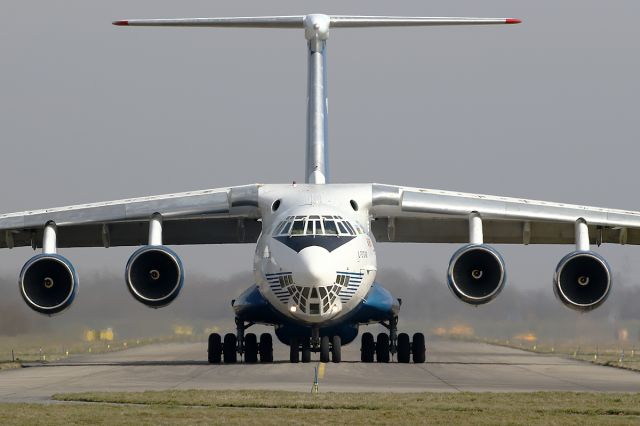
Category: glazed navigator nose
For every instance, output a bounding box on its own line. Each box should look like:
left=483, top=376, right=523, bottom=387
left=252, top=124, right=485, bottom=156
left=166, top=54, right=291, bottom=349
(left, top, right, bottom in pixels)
left=290, top=246, right=335, bottom=287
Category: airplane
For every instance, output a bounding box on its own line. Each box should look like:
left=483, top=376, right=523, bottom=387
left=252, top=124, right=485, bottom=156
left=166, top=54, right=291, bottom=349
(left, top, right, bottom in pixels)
left=2, top=13, right=637, bottom=365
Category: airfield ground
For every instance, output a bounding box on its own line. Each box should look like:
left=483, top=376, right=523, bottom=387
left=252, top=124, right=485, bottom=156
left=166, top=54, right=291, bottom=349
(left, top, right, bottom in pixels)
left=0, top=338, right=639, bottom=424
left=0, top=391, right=637, bottom=425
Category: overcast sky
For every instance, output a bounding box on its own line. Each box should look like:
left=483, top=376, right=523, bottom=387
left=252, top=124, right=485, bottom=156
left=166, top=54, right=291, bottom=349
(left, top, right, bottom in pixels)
left=1, top=0, right=640, bottom=301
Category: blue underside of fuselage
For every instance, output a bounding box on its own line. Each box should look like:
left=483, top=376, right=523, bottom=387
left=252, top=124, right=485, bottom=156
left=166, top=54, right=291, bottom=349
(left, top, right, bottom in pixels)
left=232, top=282, right=400, bottom=346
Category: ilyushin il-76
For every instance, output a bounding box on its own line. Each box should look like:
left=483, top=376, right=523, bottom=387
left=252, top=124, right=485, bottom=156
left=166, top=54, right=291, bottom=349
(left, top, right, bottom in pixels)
left=4, top=14, right=636, bottom=364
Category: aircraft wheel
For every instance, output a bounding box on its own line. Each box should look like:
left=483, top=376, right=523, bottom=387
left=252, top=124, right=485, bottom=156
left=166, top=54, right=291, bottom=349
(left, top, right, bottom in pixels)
left=320, top=336, right=330, bottom=363
left=361, top=332, right=375, bottom=363
left=244, top=333, right=258, bottom=363
left=397, top=333, right=411, bottom=363
left=223, top=333, right=237, bottom=364
left=259, top=333, right=273, bottom=363
left=331, top=336, right=342, bottom=363
left=289, top=337, right=300, bottom=363
left=301, top=338, right=311, bottom=363
left=376, top=333, right=390, bottom=363
left=207, top=333, right=222, bottom=364
left=412, top=332, right=426, bottom=363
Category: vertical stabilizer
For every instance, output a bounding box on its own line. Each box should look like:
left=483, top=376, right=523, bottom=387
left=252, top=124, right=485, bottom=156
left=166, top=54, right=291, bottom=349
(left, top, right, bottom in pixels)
left=114, top=14, right=521, bottom=184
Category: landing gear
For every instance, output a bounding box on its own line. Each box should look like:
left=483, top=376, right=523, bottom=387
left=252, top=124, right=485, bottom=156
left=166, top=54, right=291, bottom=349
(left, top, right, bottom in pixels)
left=289, top=337, right=300, bottom=363
left=361, top=332, right=375, bottom=362
left=319, top=336, right=330, bottom=363
left=360, top=316, right=427, bottom=363
left=412, top=332, right=426, bottom=364
left=259, top=333, right=273, bottom=362
left=208, top=333, right=222, bottom=364
left=397, top=333, right=411, bottom=363
left=207, top=317, right=273, bottom=364
left=376, top=333, right=390, bottom=363
left=301, top=338, right=311, bottom=363
left=223, top=333, right=237, bottom=363
left=331, top=336, right=342, bottom=363
left=244, top=333, right=258, bottom=363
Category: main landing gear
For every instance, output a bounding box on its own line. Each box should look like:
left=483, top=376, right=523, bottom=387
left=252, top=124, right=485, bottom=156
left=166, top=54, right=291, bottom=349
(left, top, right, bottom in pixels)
left=360, top=316, right=426, bottom=363
left=207, top=316, right=425, bottom=364
left=207, top=318, right=273, bottom=364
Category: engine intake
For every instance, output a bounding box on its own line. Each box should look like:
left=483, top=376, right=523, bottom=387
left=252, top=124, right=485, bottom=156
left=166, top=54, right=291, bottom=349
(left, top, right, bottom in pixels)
left=125, top=246, right=184, bottom=308
left=19, top=254, right=78, bottom=315
left=554, top=251, right=611, bottom=311
left=447, top=244, right=506, bottom=305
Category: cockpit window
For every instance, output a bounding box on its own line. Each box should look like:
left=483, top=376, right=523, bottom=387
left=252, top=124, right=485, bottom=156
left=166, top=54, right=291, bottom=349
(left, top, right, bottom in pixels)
left=323, top=219, right=338, bottom=235
left=291, top=219, right=305, bottom=235
left=272, top=215, right=357, bottom=237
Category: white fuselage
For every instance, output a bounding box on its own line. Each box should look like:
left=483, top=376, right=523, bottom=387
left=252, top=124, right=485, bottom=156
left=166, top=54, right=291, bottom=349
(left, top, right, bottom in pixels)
left=253, top=185, right=377, bottom=325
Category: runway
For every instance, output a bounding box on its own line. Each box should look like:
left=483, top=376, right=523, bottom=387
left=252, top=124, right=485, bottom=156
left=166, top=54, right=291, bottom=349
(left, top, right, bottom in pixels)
left=1, top=338, right=639, bottom=402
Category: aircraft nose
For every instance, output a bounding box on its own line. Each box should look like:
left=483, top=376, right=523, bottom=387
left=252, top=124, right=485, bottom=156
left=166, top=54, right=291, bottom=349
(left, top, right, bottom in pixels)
left=291, top=246, right=335, bottom=287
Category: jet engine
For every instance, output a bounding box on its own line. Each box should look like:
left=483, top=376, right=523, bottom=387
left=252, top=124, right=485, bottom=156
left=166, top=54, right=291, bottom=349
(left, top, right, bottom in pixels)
left=447, top=244, right=506, bottom=305
left=553, top=251, right=611, bottom=311
left=19, top=254, right=78, bottom=315
left=125, top=246, right=184, bottom=308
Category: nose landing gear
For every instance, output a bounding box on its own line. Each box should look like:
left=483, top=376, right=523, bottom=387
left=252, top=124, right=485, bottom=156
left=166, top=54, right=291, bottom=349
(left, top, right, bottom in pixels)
left=289, top=334, right=341, bottom=363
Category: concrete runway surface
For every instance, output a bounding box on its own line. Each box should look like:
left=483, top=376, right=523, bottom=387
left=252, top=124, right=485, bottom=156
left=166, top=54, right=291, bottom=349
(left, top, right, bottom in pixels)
left=1, top=338, right=639, bottom=402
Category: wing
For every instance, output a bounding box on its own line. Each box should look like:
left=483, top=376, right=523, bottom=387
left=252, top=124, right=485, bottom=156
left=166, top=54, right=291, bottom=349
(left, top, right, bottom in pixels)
left=370, top=184, right=640, bottom=245
left=0, top=184, right=262, bottom=249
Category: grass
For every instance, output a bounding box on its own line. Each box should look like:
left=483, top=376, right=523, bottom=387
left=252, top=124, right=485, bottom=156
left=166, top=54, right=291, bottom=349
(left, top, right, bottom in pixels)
left=0, top=334, right=202, bottom=364
left=0, top=362, right=20, bottom=371
left=475, top=337, right=640, bottom=372
left=0, top=391, right=617, bottom=425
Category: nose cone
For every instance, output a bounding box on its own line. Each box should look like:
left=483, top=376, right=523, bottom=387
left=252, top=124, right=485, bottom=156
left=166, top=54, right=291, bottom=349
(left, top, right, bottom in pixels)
left=290, top=246, right=335, bottom=287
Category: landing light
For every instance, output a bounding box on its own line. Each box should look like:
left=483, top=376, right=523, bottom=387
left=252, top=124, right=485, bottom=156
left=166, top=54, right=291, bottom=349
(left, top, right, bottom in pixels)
left=290, top=306, right=297, bottom=313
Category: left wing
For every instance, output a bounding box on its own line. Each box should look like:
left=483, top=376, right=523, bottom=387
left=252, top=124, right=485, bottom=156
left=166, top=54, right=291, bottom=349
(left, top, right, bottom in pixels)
left=369, top=184, right=640, bottom=245
left=0, top=184, right=262, bottom=249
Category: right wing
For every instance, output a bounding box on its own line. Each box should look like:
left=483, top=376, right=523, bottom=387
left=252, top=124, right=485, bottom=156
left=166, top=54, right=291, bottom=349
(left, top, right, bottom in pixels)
left=0, top=184, right=262, bottom=249
left=370, top=184, right=640, bottom=245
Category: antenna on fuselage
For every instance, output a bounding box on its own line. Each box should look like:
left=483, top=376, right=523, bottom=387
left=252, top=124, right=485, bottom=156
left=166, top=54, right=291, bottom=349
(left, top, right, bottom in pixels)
left=113, top=14, right=521, bottom=184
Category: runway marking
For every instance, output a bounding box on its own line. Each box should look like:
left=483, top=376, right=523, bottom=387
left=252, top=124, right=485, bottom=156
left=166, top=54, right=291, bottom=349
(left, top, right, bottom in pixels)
left=415, top=364, right=462, bottom=392
left=510, top=364, right=601, bottom=392
left=318, top=363, right=325, bottom=379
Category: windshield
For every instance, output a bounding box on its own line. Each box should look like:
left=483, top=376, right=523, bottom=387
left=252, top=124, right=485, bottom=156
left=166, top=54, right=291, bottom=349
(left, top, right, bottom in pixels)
left=272, top=215, right=360, bottom=237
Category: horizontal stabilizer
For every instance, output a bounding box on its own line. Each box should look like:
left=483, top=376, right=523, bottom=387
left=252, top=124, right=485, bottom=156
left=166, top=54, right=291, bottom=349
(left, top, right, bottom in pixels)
left=113, top=15, right=521, bottom=28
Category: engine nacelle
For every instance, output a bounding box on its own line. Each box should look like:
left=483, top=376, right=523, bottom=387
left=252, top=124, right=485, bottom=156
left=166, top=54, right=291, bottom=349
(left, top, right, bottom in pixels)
left=125, top=246, right=184, bottom=308
left=447, top=244, right=506, bottom=305
left=553, top=251, right=611, bottom=311
left=19, top=254, right=78, bottom=315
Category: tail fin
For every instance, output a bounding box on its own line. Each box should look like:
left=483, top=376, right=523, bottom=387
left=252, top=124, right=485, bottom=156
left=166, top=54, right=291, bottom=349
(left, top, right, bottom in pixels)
left=113, top=14, right=520, bottom=184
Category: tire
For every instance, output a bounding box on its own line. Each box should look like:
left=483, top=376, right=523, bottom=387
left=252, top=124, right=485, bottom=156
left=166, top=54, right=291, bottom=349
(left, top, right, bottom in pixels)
left=331, top=336, right=342, bottom=363
left=361, top=332, right=375, bottom=363
left=207, top=333, right=222, bottom=364
left=376, top=333, right=390, bottom=363
left=244, top=333, right=258, bottom=363
left=320, top=336, right=330, bottom=363
left=301, top=338, right=311, bottom=363
left=412, top=332, right=426, bottom=364
left=289, top=337, right=300, bottom=363
left=397, top=333, right=411, bottom=363
left=223, top=333, right=237, bottom=364
left=259, top=333, right=273, bottom=363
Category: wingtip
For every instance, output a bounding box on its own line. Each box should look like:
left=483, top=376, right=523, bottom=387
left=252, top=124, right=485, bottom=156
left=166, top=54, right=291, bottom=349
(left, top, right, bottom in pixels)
left=112, top=20, right=129, bottom=26
left=505, top=18, right=522, bottom=24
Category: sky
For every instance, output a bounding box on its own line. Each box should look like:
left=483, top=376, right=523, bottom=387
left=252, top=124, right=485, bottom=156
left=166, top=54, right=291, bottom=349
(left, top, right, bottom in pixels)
left=1, top=1, right=640, bottom=321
